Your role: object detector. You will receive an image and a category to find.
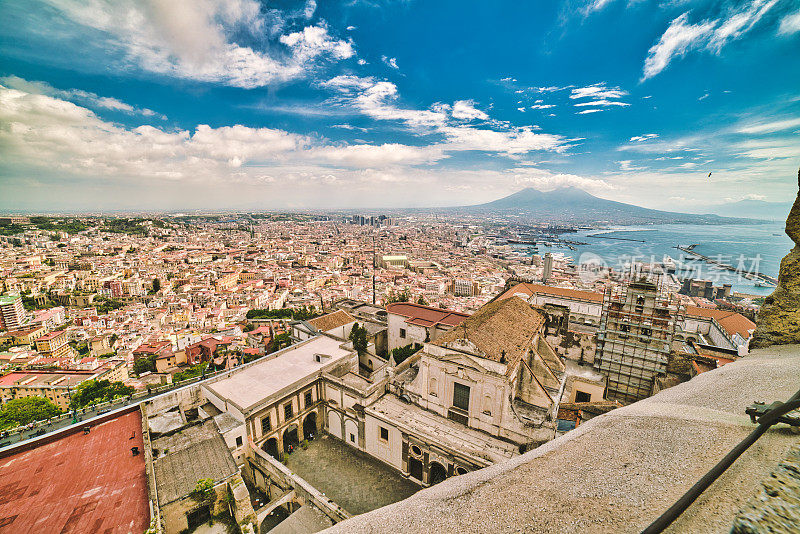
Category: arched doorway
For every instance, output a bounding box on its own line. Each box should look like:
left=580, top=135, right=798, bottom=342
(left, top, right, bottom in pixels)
left=262, top=437, right=279, bottom=459
left=429, top=462, right=447, bottom=485
left=303, top=412, right=317, bottom=441
left=328, top=410, right=342, bottom=439
left=283, top=426, right=299, bottom=454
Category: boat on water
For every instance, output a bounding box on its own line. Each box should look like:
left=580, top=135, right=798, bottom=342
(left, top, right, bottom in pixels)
left=755, top=280, right=777, bottom=288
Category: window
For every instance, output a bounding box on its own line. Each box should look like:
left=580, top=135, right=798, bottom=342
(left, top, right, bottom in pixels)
left=399, top=328, right=406, bottom=339
left=350, top=433, right=356, bottom=443
left=379, top=426, right=389, bottom=442
left=575, top=390, right=591, bottom=403
left=261, top=416, right=271, bottom=434
left=235, top=436, right=243, bottom=447
left=452, top=383, right=470, bottom=411
left=429, top=377, right=437, bottom=397
left=284, top=402, right=293, bottom=420
left=304, top=391, right=313, bottom=408
left=482, top=394, right=493, bottom=416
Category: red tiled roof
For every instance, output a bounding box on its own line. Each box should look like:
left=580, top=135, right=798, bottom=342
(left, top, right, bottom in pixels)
left=498, top=282, right=604, bottom=303
left=685, top=305, right=756, bottom=339
left=308, top=310, right=356, bottom=332
left=0, top=411, right=150, bottom=533
left=386, top=302, right=469, bottom=328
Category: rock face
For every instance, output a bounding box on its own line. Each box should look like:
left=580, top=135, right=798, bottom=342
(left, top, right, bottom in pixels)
left=751, top=169, right=800, bottom=348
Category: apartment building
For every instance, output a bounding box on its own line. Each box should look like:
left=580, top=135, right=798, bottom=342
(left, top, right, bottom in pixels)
left=0, top=294, right=26, bottom=330
left=385, top=302, right=469, bottom=351
left=35, top=330, right=71, bottom=359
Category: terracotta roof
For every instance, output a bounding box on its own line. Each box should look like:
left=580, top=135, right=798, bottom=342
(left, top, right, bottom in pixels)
left=433, top=297, right=546, bottom=371
left=308, top=309, right=356, bottom=332
left=685, top=305, right=756, bottom=339
left=498, top=282, right=604, bottom=303
left=386, top=302, right=469, bottom=328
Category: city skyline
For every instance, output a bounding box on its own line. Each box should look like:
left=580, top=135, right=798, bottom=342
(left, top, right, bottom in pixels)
left=1, top=0, right=799, bottom=211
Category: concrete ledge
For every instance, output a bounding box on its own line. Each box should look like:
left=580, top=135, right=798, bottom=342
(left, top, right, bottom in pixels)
left=322, top=345, right=800, bottom=534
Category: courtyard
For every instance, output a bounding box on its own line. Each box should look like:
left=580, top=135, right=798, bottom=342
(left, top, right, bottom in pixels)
left=284, top=434, right=421, bottom=516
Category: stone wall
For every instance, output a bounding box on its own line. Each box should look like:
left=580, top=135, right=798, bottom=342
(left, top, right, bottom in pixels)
left=752, top=168, right=800, bottom=347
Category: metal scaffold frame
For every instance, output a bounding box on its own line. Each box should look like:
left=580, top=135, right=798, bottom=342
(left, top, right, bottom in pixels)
left=595, top=281, right=685, bottom=404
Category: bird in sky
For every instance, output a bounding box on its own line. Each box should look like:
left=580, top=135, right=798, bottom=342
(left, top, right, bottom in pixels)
left=707, top=172, right=712, bottom=178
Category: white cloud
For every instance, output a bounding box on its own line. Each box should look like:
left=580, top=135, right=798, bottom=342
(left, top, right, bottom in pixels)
left=510, top=167, right=613, bottom=192
left=574, top=99, right=630, bottom=107
left=280, top=25, right=354, bottom=63
left=642, top=13, right=715, bottom=80
left=0, top=82, right=458, bottom=188
left=744, top=193, right=767, bottom=200
left=530, top=104, right=556, bottom=110
left=0, top=75, right=165, bottom=119
left=440, top=126, right=568, bottom=154
left=451, top=100, right=489, bottom=121
left=643, top=2, right=780, bottom=80
left=381, top=55, right=399, bottom=69
left=312, top=144, right=445, bottom=166
left=584, top=0, right=616, bottom=14
left=322, top=76, right=571, bottom=156
left=629, top=133, right=659, bottom=142
left=570, top=83, right=627, bottom=101
left=618, top=160, right=645, bottom=171
left=708, top=0, right=778, bottom=52
left=779, top=10, right=800, bottom=34
left=303, top=0, right=317, bottom=19
left=42, top=0, right=354, bottom=88
left=577, top=109, right=602, bottom=114
left=737, top=117, right=800, bottom=134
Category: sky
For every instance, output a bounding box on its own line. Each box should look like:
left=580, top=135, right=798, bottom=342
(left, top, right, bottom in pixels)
left=0, top=0, right=799, bottom=212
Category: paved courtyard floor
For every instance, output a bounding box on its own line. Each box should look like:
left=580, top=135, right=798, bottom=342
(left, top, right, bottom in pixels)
left=284, top=434, right=421, bottom=516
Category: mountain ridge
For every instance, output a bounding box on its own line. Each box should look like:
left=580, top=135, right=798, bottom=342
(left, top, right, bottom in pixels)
left=455, top=187, right=762, bottom=225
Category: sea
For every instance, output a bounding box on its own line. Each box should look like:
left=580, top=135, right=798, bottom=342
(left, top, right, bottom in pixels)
left=512, top=222, right=793, bottom=296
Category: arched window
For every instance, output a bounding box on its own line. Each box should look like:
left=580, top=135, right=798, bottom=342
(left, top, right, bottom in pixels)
left=429, top=377, right=438, bottom=397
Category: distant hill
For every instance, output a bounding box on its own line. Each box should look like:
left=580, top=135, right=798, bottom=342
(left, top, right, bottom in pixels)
left=454, top=187, right=761, bottom=225
left=704, top=199, right=791, bottom=221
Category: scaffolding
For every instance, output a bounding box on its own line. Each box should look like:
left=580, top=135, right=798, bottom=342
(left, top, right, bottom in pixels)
left=594, top=280, right=685, bottom=404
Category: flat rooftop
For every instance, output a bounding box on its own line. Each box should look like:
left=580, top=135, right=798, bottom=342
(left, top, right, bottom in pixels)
left=0, top=410, right=150, bottom=533
left=367, top=395, right=519, bottom=464
left=325, top=344, right=800, bottom=534
left=284, top=434, right=420, bottom=516
left=203, top=336, right=353, bottom=413
left=0, top=371, right=93, bottom=387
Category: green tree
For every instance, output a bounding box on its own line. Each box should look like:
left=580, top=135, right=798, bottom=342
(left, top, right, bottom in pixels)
left=267, top=333, right=292, bottom=354
left=172, top=362, right=208, bottom=382
left=190, top=478, right=216, bottom=508
left=133, top=355, right=156, bottom=376
left=417, top=295, right=427, bottom=305
left=0, top=397, right=62, bottom=430
left=385, top=290, right=410, bottom=304
left=390, top=343, right=422, bottom=366
left=70, top=379, right=134, bottom=409
left=349, top=322, right=368, bottom=356
left=152, top=277, right=161, bottom=293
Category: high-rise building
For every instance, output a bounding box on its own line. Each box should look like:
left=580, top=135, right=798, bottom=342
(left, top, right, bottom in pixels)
left=0, top=294, right=26, bottom=330
left=594, top=280, right=684, bottom=403
left=542, top=252, right=553, bottom=284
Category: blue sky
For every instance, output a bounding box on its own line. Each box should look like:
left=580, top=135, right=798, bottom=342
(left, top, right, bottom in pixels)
left=0, top=0, right=799, bottom=212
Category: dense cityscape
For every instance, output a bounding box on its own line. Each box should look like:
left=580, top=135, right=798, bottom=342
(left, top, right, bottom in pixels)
left=2, top=0, right=800, bottom=532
